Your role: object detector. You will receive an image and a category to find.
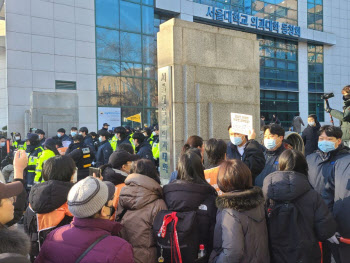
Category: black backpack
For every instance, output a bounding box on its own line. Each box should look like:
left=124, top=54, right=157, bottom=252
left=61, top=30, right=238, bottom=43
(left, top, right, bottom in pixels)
left=153, top=210, right=201, bottom=263
left=266, top=194, right=320, bottom=263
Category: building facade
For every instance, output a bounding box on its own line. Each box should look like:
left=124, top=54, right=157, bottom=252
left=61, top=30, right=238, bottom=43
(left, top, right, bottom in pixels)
left=2, top=0, right=349, bottom=135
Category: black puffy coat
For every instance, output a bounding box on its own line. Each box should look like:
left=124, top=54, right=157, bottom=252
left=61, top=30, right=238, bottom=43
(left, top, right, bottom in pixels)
left=263, top=171, right=336, bottom=263
left=307, top=144, right=350, bottom=194
left=209, top=187, right=270, bottom=263
left=163, top=180, right=217, bottom=259
left=254, top=145, right=285, bottom=187
left=302, top=123, right=321, bottom=156
left=323, top=154, right=350, bottom=262
left=136, top=141, right=154, bottom=163
left=24, top=180, right=73, bottom=260
left=226, top=140, right=265, bottom=182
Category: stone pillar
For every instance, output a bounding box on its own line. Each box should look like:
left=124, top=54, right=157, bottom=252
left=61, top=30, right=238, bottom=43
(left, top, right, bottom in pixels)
left=157, top=19, right=260, bottom=183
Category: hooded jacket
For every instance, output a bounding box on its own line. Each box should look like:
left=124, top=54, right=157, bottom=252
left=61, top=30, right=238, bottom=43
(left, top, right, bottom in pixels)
left=209, top=187, right=270, bottom=263
left=226, top=140, right=265, bottom=181
left=117, top=173, right=167, bottom=263
left=307, top=144, right=350, bottom=194
left=35, top=218, right=134, bottom=263
left=254, top=145, right=285, bottom=187
left=323, top=154, right=350, bottom=262
left=302, top=122, right=321, bottom=156
left=263, top=171, right=336, bottom=263
left=24, top=180, right=73, bottom=260
left=163, top=180, right=217, bottom=258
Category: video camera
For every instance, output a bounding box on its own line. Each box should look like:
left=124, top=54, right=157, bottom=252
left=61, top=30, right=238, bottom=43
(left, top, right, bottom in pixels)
left=321, top=93, right=334, bottom=100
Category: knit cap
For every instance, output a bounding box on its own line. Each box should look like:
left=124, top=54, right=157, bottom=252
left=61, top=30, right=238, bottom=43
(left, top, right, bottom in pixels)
left=68, top=176, right=114, bottom=218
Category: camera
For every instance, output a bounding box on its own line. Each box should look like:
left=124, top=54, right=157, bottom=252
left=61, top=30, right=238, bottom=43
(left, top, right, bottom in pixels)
left=321, top=93, right=334, bottom=100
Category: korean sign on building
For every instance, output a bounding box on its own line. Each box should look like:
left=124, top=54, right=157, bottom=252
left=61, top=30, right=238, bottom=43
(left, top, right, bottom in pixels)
left=158, top=66, right=173, bottom=182
left=206, top=6, right=301, bottom=37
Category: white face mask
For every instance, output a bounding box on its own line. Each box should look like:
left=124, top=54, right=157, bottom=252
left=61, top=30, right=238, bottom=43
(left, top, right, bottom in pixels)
left=15, top=137, right=20, bottom=141
left=152, top=131, right=157, bottom=136
left=308, top=122, right=315, bottom=126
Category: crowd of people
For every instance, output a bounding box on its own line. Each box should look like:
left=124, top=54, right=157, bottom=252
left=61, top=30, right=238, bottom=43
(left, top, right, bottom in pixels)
left=1, top=85, right=350, bottom=262
left=0, top=117, right=349, bottom=263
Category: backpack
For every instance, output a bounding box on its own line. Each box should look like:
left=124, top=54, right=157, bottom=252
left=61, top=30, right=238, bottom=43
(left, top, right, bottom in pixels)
left=153, top=210, right=200, bottom=263
left=266, top=194, right=319, bottom=263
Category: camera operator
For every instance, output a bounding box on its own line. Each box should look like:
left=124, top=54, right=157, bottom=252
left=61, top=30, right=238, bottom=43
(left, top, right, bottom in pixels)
left=325, top=86, right=350, bottom=146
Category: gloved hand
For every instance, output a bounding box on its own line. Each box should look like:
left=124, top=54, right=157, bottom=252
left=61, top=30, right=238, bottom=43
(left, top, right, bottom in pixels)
left=328, top=233, right=340, bottom=244
left=324, top=101, right=332, bottom=113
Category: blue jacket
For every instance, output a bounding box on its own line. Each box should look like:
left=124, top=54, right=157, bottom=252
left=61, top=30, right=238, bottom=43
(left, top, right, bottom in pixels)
left=254, top=145, right=285, bottom=187
left=136, top=141, right=154, bottom=163
left=60, top=134, right=71, bottom=142
left=95, top=141, right=113, bottom=167
left=307, top=144, right=350, bottom=195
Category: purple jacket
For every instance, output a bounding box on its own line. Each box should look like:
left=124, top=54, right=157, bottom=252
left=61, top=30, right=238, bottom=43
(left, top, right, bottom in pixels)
left=35, top=217, right=134, bottom=263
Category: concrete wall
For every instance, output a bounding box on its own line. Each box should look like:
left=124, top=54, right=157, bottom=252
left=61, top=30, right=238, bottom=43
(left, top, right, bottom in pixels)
left=157, top=18, right=260, bottom=180
left=5, top=0, right=96, bottom=136
left=0, top=45, right=7, bottom=130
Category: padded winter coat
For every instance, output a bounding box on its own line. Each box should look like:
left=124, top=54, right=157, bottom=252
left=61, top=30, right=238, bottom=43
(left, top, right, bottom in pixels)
left=302, top=123, right=321, bottom=156
left=307, top=144, right=350, bottom=194
left=263, top=171, right=336, bottom=263
left=163, top=180, right=217, bottom=260
left=209, top=187, right=270, bottom=263
left=323, top=154, right=350, bottom=262
left=117, top=173, right=167, bottom=263
left=330, top=98, right=350, bottom=140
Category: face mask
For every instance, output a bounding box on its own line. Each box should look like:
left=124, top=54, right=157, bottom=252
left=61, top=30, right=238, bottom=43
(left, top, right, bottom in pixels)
left=99, top=137, right=103, bottom=142
left=0, top=142, right=5, bottom=147
left=308, top=122, right=315, bottom=126
left=79, top=132, right=82, bottom=135
left=264, top=138, right=277, bottom=150
left=152, top=131, right=156, bottom=136
left=230, top=136, right=243, bottom=146
left=57, top=133, right=61, bottom=138
left=318, top=141, right=336, bottom=153
left=15, top=137, right=20, bottom=141
left=71, top=131, right=77, bottom=137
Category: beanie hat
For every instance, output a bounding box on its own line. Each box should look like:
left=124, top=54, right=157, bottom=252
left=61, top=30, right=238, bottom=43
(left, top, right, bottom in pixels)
left=68, top=176, right=110, bottom=218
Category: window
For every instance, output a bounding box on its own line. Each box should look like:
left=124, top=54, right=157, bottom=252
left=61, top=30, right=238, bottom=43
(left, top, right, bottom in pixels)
left=260, top=90, right=299, bottom=129
left=193, top=0, right=298, bottom=25
left=259, top=35, right=298, bottom=92
left=96, top=0, right=157, bottom=127
left=307, top=0, right=323, bottom=31
left=308, top=44, right=324, bottom=121
left=55, top=81, right=76, bottom=90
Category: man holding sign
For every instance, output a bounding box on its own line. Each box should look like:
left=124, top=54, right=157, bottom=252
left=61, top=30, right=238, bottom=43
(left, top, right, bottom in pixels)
left=227, top=116, right=265, bottom=182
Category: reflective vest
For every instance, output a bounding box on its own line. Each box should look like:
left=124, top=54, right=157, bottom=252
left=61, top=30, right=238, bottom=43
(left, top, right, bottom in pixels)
left=34, top=149, right=56, bottom=183
left=13, top=141, right=26, bottom=150
left=204, top=166, right=222, bottom=196
left=109, top=135, right=118, bottom=151
left=152, top=141, right=159, bottom=160
left=27, top=147, right=44, bottom=175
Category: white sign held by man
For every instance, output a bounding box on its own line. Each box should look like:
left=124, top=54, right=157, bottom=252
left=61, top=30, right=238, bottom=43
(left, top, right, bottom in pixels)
left=231, top=113, right=253, bottom=136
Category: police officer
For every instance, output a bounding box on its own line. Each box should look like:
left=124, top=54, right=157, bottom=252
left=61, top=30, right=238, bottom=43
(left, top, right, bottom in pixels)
left=57, top=128, right=71, bottom=143
left=12, top=133, right=26, bottom=150
left=78, top=127, right=94, bottom=150
left=95, top=129, right=113, bottom=167
left=142, top=128, right=154, bottom=146
left=125, top=126, right=134, bottom=145
left=25, top=134, right=44, bottom=189
left=35, top=129, right=46, bottom=147
left=66, top=135, right=94, bottom=181
left=110, top=127, right=131, bottom=151
left=69, top=127, right=78, bottom=141
left=34, top=138, right=60, bottom=183
left=132, top=132, right=154, bottom=163
left=102, top=123, right=110, bottom=131
left=152, top=125, right=160, bottom=169
left=89, top=132, right=100, bottom=152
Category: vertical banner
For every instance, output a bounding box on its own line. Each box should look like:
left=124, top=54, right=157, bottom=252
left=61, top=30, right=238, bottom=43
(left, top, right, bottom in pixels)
left=158, top=66, right=172, bottom=183
left=98, top=107, right=121, bottom=131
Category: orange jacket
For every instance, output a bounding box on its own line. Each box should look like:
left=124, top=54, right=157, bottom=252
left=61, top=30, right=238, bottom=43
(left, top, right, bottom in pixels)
left=35, top=203, right=72, bottom=232
left=204, top=166, right=223, bottom=196
left=110, top=183, right=126, bottom=221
